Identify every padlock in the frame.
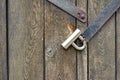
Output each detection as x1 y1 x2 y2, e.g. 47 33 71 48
61 29 86 50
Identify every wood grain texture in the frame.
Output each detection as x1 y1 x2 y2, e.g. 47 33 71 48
0 0 7 80
88 0 115 80
117 8 120 80
45 0 77 80
9 0 44 80
77 0 87 80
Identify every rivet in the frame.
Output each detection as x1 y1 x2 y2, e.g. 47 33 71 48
78 13 85 20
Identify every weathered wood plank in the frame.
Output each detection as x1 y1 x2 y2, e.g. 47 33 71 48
0 0 7 80
88 0 115 80
117 8 120 80
9 0 44 80
45 0 77 80
77 0 87 80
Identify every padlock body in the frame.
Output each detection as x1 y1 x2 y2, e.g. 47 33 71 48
61 29 81 49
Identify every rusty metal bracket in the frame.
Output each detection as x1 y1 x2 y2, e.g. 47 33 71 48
47 0 87 22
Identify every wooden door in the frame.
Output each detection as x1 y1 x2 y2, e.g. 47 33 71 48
0 0 120 80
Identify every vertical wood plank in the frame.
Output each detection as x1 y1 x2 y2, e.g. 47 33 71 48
0 0 7 80
117 8 120 80
9 0 44 80
45 0 76 80
88 0 115 80
77 0 87 80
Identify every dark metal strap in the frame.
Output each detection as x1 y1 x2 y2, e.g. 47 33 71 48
48 0 87 22
82 0 120 42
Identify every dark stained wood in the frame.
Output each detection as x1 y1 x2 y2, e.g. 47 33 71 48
0 0 7 80
117 8 120 80
88 0 115 80
77 0 87 80
9 0 44 80
45 0 77 80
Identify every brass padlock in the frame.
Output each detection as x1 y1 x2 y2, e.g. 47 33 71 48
61 29 86 50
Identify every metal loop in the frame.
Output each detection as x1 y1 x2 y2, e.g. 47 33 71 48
72 35 86 50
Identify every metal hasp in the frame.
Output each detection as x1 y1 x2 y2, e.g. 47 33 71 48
47 0 87 22
62 0 120 50
82 0 120 42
